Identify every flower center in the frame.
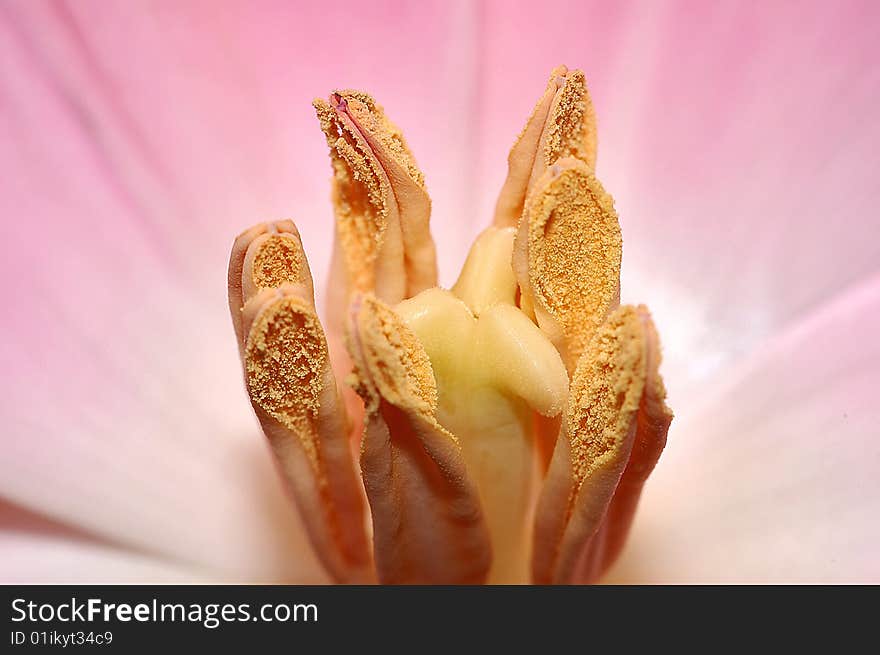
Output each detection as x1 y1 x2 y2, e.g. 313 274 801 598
396 227 568 583
230 65 674 585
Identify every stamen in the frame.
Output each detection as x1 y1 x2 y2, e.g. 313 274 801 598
334 91 427 191
592 306 672 575
249 235 304 291
349 294 438 418
494 65 597 227
314 89 438 442
314 90 436 313
315 96 394 296
228 221 315 355
245 294 327 471
348 294 491 584
536 68 597 179
567 306 646 497
229 224 373 584
532 305 669 584
515 157 622 371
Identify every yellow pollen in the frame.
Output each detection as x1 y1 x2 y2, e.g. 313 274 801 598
544 70 597 170
245 296 327 470
338 90 426 189
350 295 439 419
567 306 646 497
314 99 388 292
526 158 622 367
251 235 304 290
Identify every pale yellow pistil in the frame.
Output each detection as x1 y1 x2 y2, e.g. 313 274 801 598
396 227 568 583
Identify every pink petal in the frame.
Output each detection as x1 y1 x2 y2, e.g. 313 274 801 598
0 500 212 583
474 0 880 400
606 274 880 583
0 533 215 584
0 0 474 580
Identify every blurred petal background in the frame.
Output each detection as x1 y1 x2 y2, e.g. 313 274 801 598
1 0 877 583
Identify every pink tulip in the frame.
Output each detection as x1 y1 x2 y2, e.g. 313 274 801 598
1 0 877 583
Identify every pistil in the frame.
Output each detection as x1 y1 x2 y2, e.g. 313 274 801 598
396 227 568 583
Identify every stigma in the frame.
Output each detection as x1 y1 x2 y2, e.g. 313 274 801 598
397 227 568 583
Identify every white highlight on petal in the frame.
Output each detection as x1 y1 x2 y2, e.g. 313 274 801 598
607 274 880 583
